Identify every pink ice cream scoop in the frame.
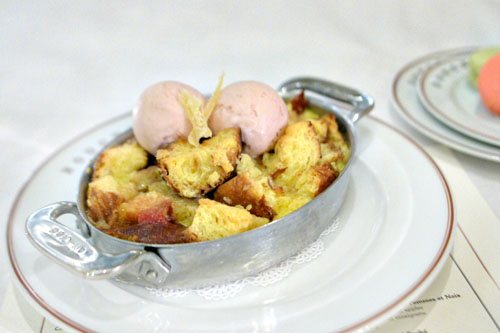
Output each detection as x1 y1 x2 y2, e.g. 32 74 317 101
132 81 206 154
208 81 288 156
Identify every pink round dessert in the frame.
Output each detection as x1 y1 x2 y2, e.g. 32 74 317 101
208 81 288 156
478 54 500 116
133 81 206 154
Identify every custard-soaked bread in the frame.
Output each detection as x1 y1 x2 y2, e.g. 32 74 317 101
89 165 198 232
156 128 242 198
320 113 345 146
129 165 163 191
129 166 198 227
266 120 338 215
107 222 188 244
316 114 350 172
215 122 339 220
185 199 269 242
93 140 148 182
263 121 321 189
87 175 137 223
269 164 336 219
261 119 339 218
88 144 199 228
87 141 148 223
287 97 325 125
215 154 277 219
106 195 188 244
288 112 348 173
290 162 337 197
214 172 276 219
86 95 351 244
114 192 175 225
151 183 198 227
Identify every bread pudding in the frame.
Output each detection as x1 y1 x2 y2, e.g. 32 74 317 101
156 128 242 198
86 83 350 244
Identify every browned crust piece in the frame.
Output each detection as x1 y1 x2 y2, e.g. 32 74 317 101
320 113 345 145
113 194 175 225
311 162 338 195
91 139 148 180
157 128 242 198
106 222 188 244
290 90 308 114
86 140 148 223
184 199 269 242
105 194 190 244
266 121 322 177
214 173 276 220
219 128 242 166
91 147 114 181
157 160 184 194
87 187 126 223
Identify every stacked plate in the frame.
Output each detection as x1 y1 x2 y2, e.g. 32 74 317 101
391 47 500 163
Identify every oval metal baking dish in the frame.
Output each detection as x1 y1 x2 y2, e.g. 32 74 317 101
25 77 374 288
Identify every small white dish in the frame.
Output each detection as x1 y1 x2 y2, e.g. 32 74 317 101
392 48 500 163
418 52 500 147
8 113 453 332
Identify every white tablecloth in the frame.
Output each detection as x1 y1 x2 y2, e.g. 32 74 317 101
1 1 499 331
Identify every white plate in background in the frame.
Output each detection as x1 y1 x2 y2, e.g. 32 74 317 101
418 52 500 147
392 48 500 163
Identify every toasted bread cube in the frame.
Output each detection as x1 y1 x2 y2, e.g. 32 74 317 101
269 164 336 219
130 166 199 227
215 153 277 219
272 193 311 219
263 121 321 188
214 173 276 219
287 97 321 124
86 175 137 223
106 222 188 244
320 142 344 164
93 140 148 182
148 179 198 228
218 134 336 220
296 163 337 196
318 114 350 171
309 118 329 142
87 141 148 223
236 153 266 177
157 128 242 198
129 166 163 191
258 119 341 219
311 163 338 194
320 113 345 146
114 191 175 225
185 199 269 242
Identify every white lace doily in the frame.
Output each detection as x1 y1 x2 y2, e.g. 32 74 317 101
147 217 340 301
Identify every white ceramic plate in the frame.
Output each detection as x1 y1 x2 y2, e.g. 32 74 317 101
391 48 500 163
8 114 453 332
418 52 500 146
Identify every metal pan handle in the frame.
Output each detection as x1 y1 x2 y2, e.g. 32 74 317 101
278 77 374 123
25 201 170 287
